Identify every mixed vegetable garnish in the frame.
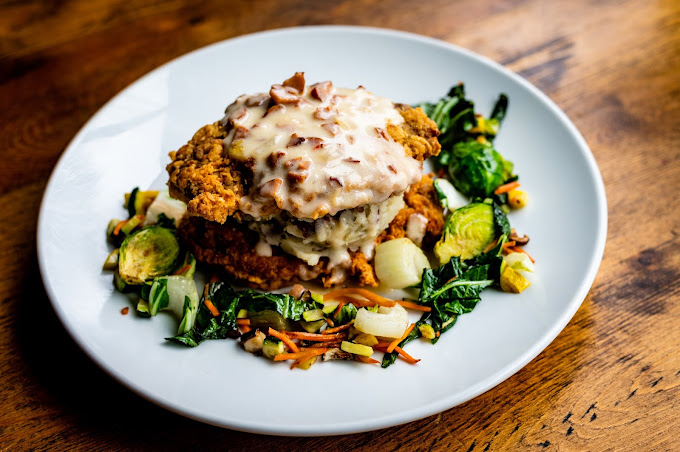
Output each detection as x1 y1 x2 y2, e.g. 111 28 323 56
103 83 534 370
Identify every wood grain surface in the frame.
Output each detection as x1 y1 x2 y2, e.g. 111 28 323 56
1 0 679 450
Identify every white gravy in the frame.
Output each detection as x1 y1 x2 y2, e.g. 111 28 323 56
220 76 422 220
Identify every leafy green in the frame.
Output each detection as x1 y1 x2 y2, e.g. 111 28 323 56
417 239 506 343
419 84 516 202
381 319 425 368
333 303 357 326
167 282 321 347
155 213 177 230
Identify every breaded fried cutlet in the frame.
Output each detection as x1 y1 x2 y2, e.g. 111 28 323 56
178 175 444 289
167 73 444 289
166 105 439 224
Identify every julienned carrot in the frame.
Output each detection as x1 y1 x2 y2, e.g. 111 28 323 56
494 180 520 195
307 341 342 348
204 298 220 317
268 327 299 353
501 241 517 251
394 346 420 364
333 301 346 318
321 321 353 334
483 237 500 253
173 264 192 275
323 288 396 308
236 318 250 326
113 219 128 236
373 342 392 350
324 317 335 327
273 348 328 361
333 295 374 308
387 323 415 353
284 331 348 342
397 301 432 312
355 355 380 364
509 246 535 263
290 349 328 369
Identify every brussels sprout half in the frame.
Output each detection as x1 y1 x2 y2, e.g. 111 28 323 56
118 226 180 285
434 202 495 264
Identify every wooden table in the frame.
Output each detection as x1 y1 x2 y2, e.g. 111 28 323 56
1 0 678 449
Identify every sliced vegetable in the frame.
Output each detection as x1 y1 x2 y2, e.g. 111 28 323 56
102 249 119 271
262 337 285 360
302 309 324 322
144 190 187 226
148 275 199 334
136 299 151 318
354 303 408 339
503 252 535 273
500 266 531 293
340 341 374 357
433 178 468 210
374 238 431 289
125 187 159 218
507 189 528 209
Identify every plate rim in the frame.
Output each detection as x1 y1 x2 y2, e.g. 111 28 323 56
37 25 608 436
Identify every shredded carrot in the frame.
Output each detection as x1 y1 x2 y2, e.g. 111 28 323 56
173 264 192 275
483 237 500 253
273 348 328 362
113 219 128 236
284 331 347 342
494 180 520 195
321 321 353 334
268 327 300 353
239 325 251 334
355 355 380 364
323 288 396 308
501 240 517 252
387 323 415 353
394 346 420 364
204 298 220 317
373 342 392 349
236 318 250 326
290 349 328 369
332 295 375 308
307 341 342 348
332 301 346 318
324 317 335 327
508 246 535 263
397 300 432 312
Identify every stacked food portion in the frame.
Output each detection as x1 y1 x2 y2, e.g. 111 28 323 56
166 72 444 289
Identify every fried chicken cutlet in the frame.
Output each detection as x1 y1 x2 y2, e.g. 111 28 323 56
167 72 443 289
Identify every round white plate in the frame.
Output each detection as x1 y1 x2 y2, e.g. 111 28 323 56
37 26 607 436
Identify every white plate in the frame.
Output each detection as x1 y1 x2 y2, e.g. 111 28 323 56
37 26 607 436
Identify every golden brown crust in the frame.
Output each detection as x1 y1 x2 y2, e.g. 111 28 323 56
178 175 444 290
377 173 445 245
166 106 440 224
389 105 441 161
166 123 244 224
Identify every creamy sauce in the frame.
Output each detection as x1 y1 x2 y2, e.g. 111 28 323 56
221 76 422 220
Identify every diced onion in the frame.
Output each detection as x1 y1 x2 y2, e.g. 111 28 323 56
374 238 431 289
354 303 408 338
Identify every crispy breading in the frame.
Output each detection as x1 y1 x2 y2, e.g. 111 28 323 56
389 105 441 161
166 105 440 223
177 175 445 290
166 123 244 224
